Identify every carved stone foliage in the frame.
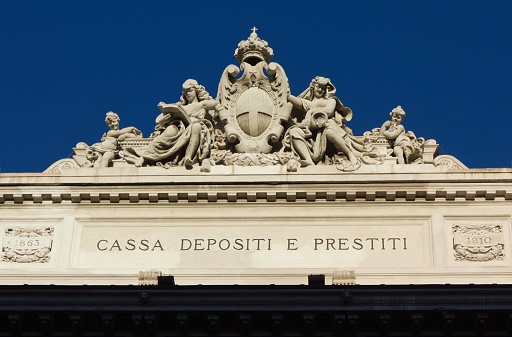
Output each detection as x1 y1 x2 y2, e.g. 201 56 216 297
452 224 504 262
211 150 295 167
1 227 54 263
49 29 466 173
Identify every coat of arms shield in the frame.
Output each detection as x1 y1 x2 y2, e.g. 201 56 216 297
217 31 292 154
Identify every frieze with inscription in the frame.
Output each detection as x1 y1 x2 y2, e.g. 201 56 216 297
71 221 428 271
94 237 409 252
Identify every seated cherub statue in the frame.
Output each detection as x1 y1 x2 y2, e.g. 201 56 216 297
87 111 142 167
379 106 416 164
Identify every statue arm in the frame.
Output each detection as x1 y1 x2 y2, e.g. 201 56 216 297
200 98 220 111
288 95 305 110
383 124 405 140
106 127 142 138
379 121 392 136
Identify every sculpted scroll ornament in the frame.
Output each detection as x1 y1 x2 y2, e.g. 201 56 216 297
43 158 80 173
452 224 504 262
1 227 54 263
434 155 468 169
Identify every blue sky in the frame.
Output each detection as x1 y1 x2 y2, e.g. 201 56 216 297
1 1 511 172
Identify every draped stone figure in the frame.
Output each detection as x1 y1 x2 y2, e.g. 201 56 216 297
283 76 360 170
123 79 217 168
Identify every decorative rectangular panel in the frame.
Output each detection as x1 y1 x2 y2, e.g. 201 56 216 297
1 227 54 263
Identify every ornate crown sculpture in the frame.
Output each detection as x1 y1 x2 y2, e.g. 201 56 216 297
234 27 274 64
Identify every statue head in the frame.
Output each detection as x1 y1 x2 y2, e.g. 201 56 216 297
180 79 211 104
307 76 336 99
105 111 120 130
390 106 406 124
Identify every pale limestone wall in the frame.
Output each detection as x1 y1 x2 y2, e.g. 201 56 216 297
0 165 510 286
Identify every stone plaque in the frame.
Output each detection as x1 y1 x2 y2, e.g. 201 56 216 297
1 227 54 263
452 224 504 262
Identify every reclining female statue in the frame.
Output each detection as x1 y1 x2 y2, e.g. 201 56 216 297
283 76 359 170
123 79 218 168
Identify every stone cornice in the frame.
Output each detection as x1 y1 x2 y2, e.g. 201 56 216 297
3 166 512 185
0 168 511 204
0 189 510 205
